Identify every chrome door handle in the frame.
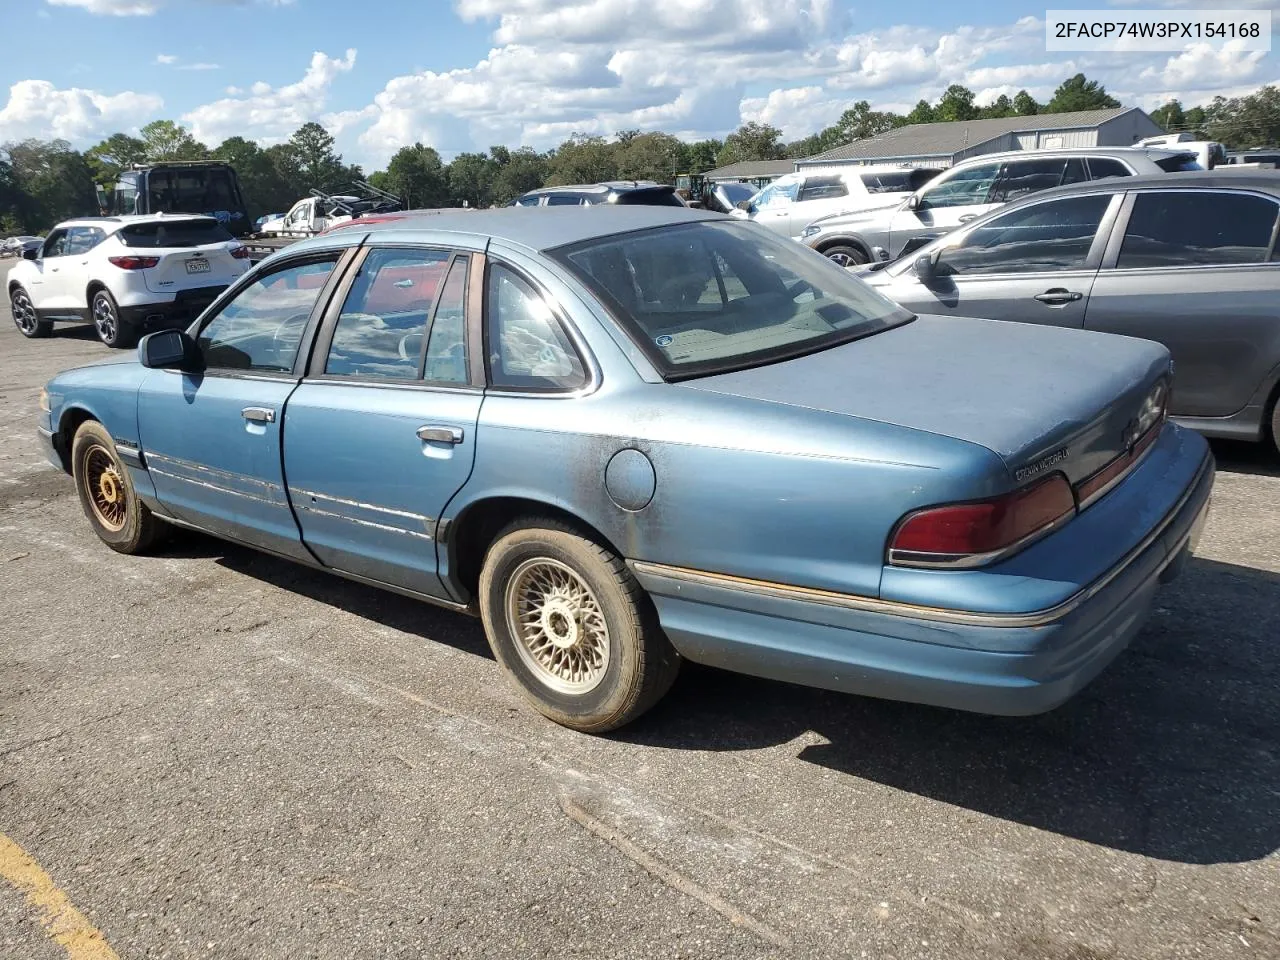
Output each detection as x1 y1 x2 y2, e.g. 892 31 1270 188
417 425 463 444
1034 289 1083 305
957 214 978 223
242 406 276 423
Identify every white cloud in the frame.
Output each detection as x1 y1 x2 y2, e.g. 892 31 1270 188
739 85 843 139
0 79 163 143
180 63 221 71
1140 42 1268 89
183 49 357 146
154 53 177 65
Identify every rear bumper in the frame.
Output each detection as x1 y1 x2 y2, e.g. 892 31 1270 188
118 285 228 330
631 440 1214 717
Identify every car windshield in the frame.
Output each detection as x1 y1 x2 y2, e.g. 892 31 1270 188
551 221 914 380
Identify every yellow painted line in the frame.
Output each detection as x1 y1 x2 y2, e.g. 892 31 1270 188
0 832 120 960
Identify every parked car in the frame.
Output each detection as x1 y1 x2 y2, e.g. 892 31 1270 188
2 236 44 257
862 170 1280 452
800 147 1203 267
513 182 686 207
8 214 252 348
732 166 943 239
699 181 756 214
36 206 1213 733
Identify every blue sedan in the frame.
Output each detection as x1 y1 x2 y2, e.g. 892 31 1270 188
35 206 1214 732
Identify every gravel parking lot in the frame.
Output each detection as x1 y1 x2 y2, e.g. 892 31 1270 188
1 272 1277 960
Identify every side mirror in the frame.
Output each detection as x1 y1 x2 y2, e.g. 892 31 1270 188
905 194 922 211
913 252 938 282
898 235 933 259
736 199 752 211
138 330 202 371
23 247 39 260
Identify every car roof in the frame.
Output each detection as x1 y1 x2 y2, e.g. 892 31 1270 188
951 145 1194 167
52 212 219 230
527 181 670 194
1003 169 1280 206
291 205 727 255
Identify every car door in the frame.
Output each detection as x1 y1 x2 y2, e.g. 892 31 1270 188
885 160 1004 257
748 175 801 236
282 245 483 599
62 226 106 316
790 175 853 236
1084 187 1280 419
136 249 354 559
878 192 1120 327
27 229 73 312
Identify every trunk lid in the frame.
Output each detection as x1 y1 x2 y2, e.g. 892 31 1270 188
116 218 245 294
678 313 1171 486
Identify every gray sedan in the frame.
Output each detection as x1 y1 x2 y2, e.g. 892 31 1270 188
863 170 1280 451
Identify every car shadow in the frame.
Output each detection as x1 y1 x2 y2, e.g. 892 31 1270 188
159 531 493 661
1209 437 1280 478
621 556 1280 866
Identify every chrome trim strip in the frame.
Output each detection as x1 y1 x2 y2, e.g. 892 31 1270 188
36 426 54 440
113 441 144 466
289 487 434 526
630 452 1211 630
145 452 281 498
1076 424 1161 511
148 467 282 504
294 502 434 540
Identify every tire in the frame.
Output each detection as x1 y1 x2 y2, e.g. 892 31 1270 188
822 244 869 268
10 286 52 339
71 420 168 554
91 288 135 349
478 518 680 732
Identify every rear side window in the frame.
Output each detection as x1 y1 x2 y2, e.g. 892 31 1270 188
860 171 921 194
486 265 587 391
1086 158 1132 180
920 162 1001 209
1154 153 1202 172
1117 192 1280 268
798 176 849 202
989 158 1088 203
939 195 1113 277
118 219 234 248
546 194 584 206
613 188 686 207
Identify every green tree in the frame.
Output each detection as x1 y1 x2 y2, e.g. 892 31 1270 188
448 151 497 207
213 135 294 219
904 99 936 125
1013 90 1040 116
283 122 348 191
85 133 146 184
491 146 548 203
615 132 686 182
1045 74 1120 113
381 142 447 208
935 84 978 122
545 134 618 185
140 120 206 161
4 138 97 228
1149 99 1185 132
715 122 784 166
1202 85 1280 147
684 139 722 174
979 94 1014 119
833 101 904 141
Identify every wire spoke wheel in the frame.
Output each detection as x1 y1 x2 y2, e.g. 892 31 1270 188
93 295 117 343
83 443 128 532
505 557 610 695
11 290 38 334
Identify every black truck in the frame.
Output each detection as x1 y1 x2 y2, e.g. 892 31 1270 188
96 161 252 237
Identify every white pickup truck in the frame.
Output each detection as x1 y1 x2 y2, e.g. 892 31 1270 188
256 195 360 238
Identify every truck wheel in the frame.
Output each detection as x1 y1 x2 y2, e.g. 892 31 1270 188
11 286 52 338
91 289 137 348
822 245 868 268
478 518 680 732
71 420 168 554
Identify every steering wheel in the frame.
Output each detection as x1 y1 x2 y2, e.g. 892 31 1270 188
786 277 817 300
398 332 424 361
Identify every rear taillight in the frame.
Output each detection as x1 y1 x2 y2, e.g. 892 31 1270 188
230 245 250 259
108 256 160 270
888 473 1076 568
1075 378 1168 507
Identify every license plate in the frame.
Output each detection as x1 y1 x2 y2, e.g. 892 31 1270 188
185 259 211 274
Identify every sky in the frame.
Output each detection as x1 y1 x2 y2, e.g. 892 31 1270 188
0 0 1276 171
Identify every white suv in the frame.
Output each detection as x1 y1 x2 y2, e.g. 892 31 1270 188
733 165 943 239
8 214 251 348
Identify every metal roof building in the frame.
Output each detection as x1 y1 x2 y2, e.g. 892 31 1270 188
700 159 797 185
795 107 1164 171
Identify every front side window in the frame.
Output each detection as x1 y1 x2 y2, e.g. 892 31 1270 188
546 194 583 206
43 230 69 258
325 249 452 380
197 258 338 372
989 158 1088 203
1086 158 1132 180
798 176 849 202
66 227 105 255
554 220 913 379
516 195 541 207
486 265 587 391
936 195 1114 277
919 162 1002 209
1117 191 1280 268
860 171 922 194
753 176 800 208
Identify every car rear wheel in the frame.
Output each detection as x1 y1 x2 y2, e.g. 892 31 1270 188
71 420 168 554
822 244 869 268
91 289 135 349
10 286 52 338
478 519 680 732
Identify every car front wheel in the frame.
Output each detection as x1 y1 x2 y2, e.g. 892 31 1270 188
91 289 135 349
71 420 167 554
10 286 52 338
478 519 680 732
822 244 869 268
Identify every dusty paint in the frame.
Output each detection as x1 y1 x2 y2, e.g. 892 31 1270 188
0 832 121 960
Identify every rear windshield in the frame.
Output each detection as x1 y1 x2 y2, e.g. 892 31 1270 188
613 188 686 207
117 219 234 248
144 168 243 214
1155 153 1203 172
859 170 939 193
551 220 913 379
